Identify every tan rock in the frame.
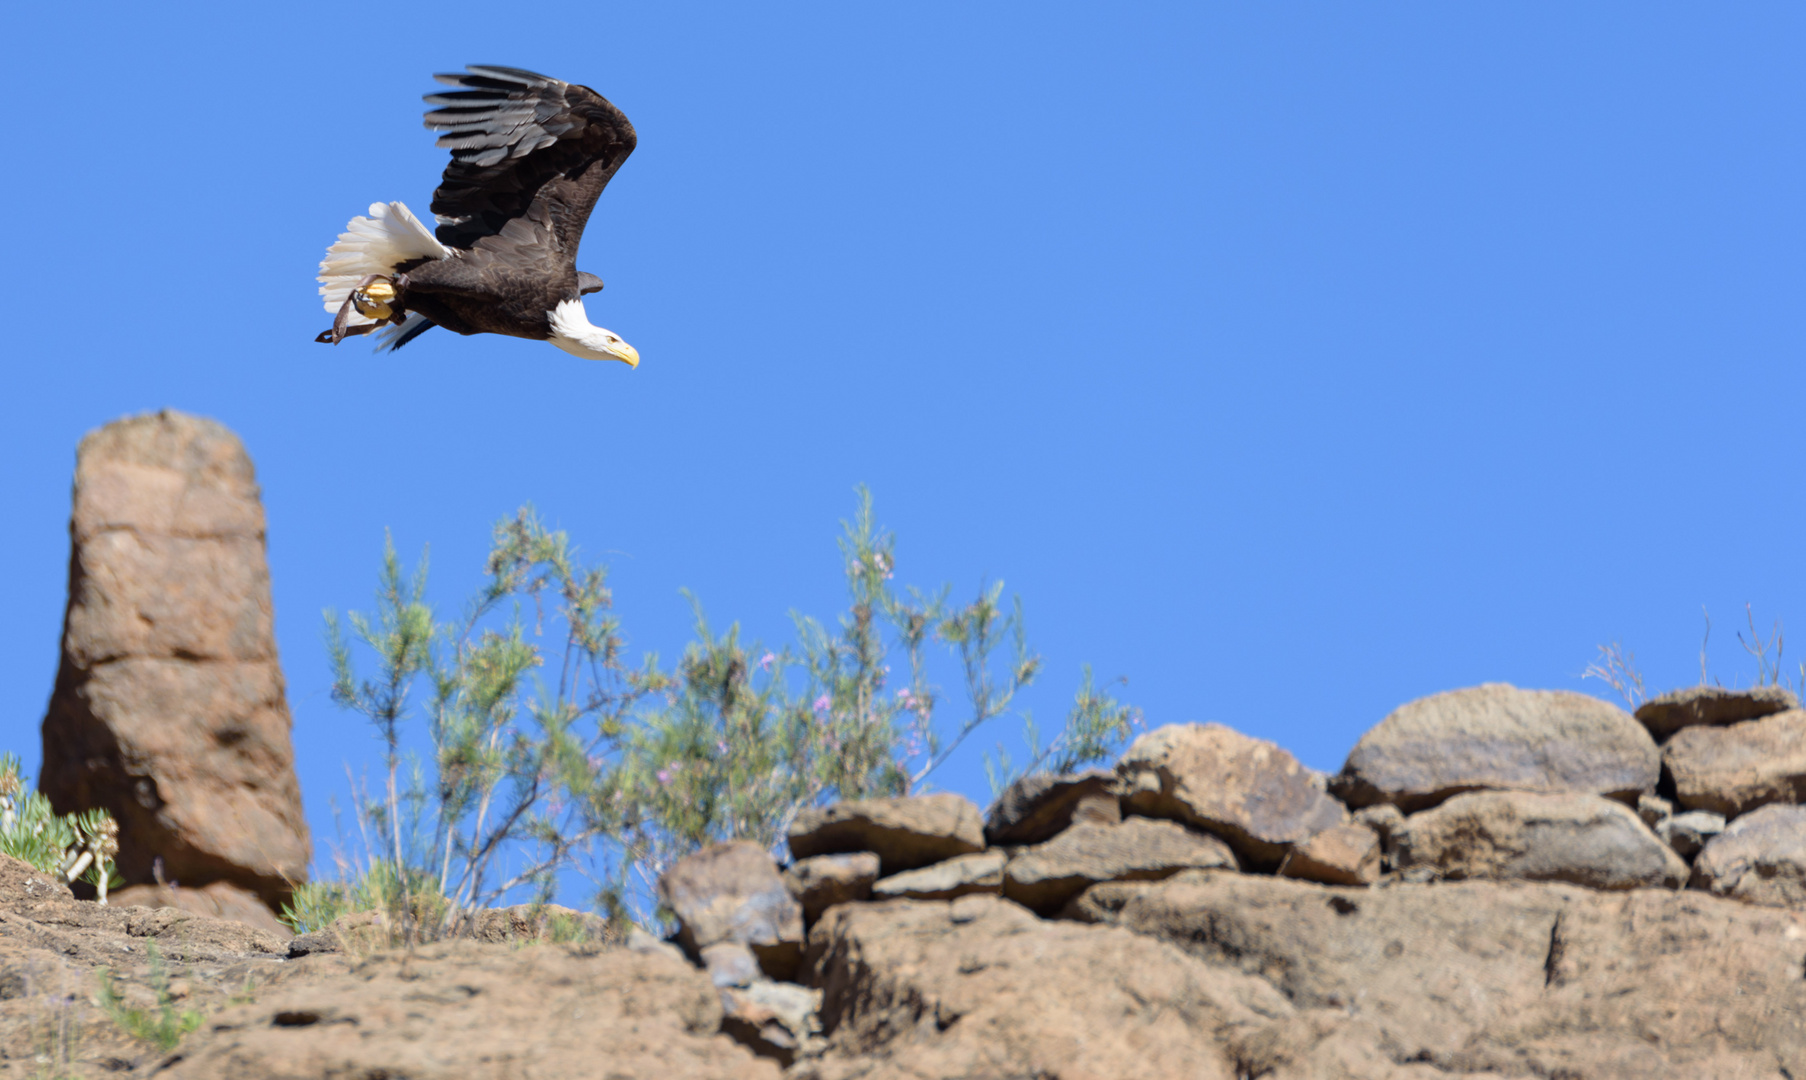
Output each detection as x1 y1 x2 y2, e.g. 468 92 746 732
39 411 309 910
1635 684 1798 740
871 850 1004 901
1692 802 1806 908
787 793 984 875
163 940 782 1080
1070 869 1806 1077
1664 708 1806 817
1004 815 1237 914
798 893 1294 1080
1280 821 1381 886
982 769 1121 845
1116 723 1345 866
1396 790 1687 889
111 881 291 938
783 852 879 925
719 978 823 1066
659 841 804 980
1331 683 1659 813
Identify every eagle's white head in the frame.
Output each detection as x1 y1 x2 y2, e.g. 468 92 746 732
548 299 640 366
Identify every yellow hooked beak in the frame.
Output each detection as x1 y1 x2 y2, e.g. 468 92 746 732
609 339 641 368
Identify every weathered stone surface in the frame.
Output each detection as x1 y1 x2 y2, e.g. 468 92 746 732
1635 684 1798 739
719 978 824 1066
1636 792 1673 827
1665 708 1806 817
1396 790 1688 889
164 941 782 1080
787 793 984 875
1280 821 1382 886
39 411 309 911
783 852 879 925
111 880 291 937
1332 683 1660 812
982 769 1120 846
1003 815 1237 914
701 941 763 987
1692 802 1806 908
798 893 1294 1080
1070 869 1806 1078
1116 723 1345 866
871 850 1004 902
659 840 804 980
1657 809 1725 859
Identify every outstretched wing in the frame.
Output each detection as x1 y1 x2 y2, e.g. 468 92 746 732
423 65 635 272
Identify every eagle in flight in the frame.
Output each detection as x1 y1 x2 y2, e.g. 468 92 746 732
315 65 640 366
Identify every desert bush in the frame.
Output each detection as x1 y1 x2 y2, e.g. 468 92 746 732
96 941 202 1052
0 754 122 901
302 489 1137 933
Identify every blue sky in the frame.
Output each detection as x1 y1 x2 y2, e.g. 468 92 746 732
5 5 1805 885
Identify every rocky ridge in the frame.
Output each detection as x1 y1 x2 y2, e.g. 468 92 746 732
10 680 1806 1077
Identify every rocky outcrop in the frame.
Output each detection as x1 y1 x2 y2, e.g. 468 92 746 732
659 841 804 980
164 940 781 1080
1395 790 1688 889
1004 815 1236 914
1116 723 1344 866
1634 683 1797 739
1664 708 1806 817
38 411 309 914
1070 869 1806 1077
798 894 1289 1080
982 769 1120 845
1691 802 1806 908
787 793 984 874
1656 809 1725 858
1332 683 1660 812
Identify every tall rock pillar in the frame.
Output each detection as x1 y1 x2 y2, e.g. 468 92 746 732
39 410 310 911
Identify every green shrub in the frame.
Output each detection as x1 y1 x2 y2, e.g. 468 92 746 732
96 941 202 1052
306 489 1137 933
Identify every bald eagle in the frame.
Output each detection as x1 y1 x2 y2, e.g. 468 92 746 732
315 65 640 366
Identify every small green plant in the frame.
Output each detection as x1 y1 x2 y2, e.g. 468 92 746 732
96 942 202 1052
1 754 122 902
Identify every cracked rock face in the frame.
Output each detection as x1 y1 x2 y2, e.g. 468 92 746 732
1664 708 1806 818
38 410 309 913
1068 869 1806 1078
1692 802 1806 908
1394 790 1689 890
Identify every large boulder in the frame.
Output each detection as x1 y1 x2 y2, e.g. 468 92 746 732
1395 790 1687 889
797 893 1294 1080
1115 723 1344 867
1691 802 1806 908
163 940 781 1080
1664 708 1806 817
787 794 984 875
1635 684 1797 740
38 411 309 911
659 841 804 980
1003 815 1237 914
982 769 1120 846
1069 869 1806 1078
1331 683 1659 812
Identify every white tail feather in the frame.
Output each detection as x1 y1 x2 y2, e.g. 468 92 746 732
317 201 453 320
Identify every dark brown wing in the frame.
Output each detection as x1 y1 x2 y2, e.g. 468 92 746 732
423 66 636 268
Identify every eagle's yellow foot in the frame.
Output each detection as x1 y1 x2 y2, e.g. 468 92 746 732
352 279 398 321
316 274 405 345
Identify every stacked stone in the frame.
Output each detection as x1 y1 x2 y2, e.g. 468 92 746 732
1634 685 1806 908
